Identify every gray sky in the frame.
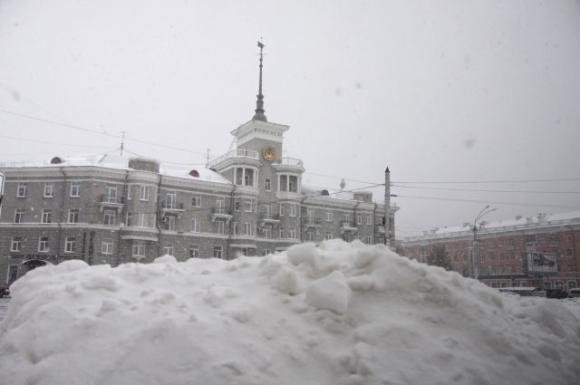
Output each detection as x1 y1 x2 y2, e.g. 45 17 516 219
1 0 579 237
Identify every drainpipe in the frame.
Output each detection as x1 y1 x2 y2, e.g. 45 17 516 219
155 174 163 259
353 201 361 242
115 170 129 266
57 166 67 263
372 202 378 244
299 195 309 242
226 184 236 260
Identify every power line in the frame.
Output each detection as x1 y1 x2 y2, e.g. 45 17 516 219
395 194 580 210
392 178 580 184
0 106 208 157
0 133 113 149
392 184 580 195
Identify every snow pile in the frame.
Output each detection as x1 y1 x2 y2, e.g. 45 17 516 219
1 240 579 385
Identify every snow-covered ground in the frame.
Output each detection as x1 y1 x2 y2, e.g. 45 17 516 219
1 240 579 385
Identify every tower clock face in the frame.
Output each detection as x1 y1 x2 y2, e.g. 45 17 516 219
262 146 275 160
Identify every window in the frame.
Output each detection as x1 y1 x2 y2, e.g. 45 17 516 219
289 176 298 193
243 223 253 236
263 204 271 218
103 210 116 225
70 183 80 197
216 221 225 234
38 237 49 252
140 185 150 201
279 229 285 239
263 249 272 256
326 232 333 240
289 229 297 239
244 199 254 213
127 185 132 200
65 237 76 253
244 168 254 186
105 185 118 202
327 212 333 222
233 222 239 235
265 178 271 191
43 183 54 198
235 167 255 187
10 237 22 252
166 192 177 208
101 240 113 255
213 246 223 259
307 231 315 241
216 199 225 214
14 209 24 223
234 200 241 212
366 215 372 225
357 215 362 225
166 216 176 231
190 246 199 258
262 227 272 238
191 217 199 233
343 214 351 223
68 209 79 223
16 183 27 198
290 204 297 217
279 175 288 192
279 204 285 217
192 195 202 207
163 246 174 255
41 210 52 224
132 243 146 258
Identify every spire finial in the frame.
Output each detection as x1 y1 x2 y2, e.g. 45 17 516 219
253 39 267 121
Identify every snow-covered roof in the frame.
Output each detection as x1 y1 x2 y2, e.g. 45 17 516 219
405 210 580 241
0 151 231 185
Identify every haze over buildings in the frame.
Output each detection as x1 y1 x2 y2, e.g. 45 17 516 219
0 0 579 236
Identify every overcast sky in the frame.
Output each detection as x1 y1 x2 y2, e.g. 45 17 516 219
1 0 579 237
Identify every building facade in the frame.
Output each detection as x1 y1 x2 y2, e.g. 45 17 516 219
401 212 580 290
0 45 396 285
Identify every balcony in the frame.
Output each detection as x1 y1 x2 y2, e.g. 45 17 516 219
340 221 358 232
260 213 281 225
161 201 185 214
98 194 125 211
207 148 261 169
272 157 305 173
212 207 232 222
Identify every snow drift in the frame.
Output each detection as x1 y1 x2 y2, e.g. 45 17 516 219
1 240 579 385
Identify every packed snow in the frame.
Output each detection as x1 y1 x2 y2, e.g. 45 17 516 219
1 240 579 385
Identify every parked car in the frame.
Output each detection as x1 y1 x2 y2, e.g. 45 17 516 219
546 288 568 299
0 287 9 298
568 288 580 298
498 287 545 297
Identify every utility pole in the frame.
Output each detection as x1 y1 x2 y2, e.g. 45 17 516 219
472 205 497 279
384 166 390 247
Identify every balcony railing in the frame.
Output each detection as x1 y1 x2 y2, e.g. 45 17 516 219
99 194 124 204
340 221 358 232
207 148 260 168
211 207 232 221
161 201 185 212
273 157 303 167
260 213 281 223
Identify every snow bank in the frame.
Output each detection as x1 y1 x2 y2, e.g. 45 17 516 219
1 240 579 385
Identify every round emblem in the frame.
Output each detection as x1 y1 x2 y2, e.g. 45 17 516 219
262 147 275 160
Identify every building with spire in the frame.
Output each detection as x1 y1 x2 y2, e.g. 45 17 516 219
0 43 397 284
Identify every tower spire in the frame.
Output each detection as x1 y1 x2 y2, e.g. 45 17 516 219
253 39 267 121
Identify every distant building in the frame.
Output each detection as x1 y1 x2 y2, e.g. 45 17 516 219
0 44 396 285
401 212 580 290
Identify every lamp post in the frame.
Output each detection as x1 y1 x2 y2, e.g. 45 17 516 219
472 205 497 280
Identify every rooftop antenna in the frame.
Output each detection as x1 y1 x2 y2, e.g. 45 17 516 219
120 131 125 157
253 38 267 121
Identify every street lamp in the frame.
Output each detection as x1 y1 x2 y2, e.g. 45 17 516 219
472 205 497 280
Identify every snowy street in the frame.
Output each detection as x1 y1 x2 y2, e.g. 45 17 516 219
0 298 8 322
